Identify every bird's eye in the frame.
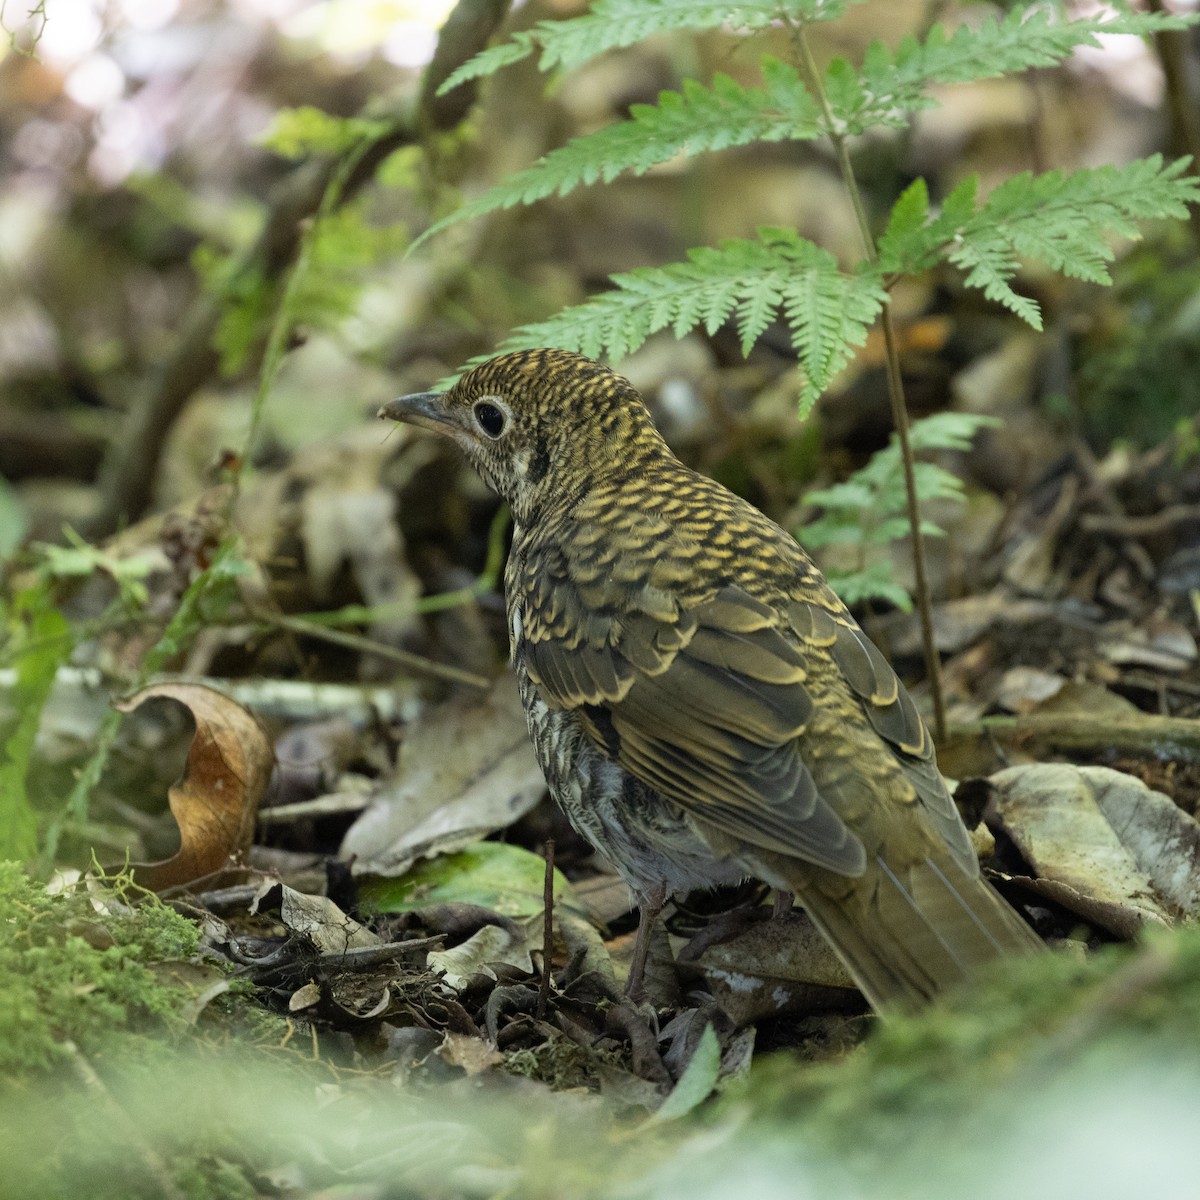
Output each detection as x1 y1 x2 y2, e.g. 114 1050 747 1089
473 401 507 439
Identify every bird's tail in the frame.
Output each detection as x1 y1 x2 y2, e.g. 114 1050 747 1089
783 851 1043 1012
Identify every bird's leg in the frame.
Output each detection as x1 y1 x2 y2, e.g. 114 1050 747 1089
773 889 794 917
625 883 667 1002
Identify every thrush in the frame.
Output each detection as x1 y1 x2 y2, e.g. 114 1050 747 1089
381 348 1043 1011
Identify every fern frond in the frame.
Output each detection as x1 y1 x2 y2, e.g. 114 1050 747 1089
440 0 857 94
800 412 1000 608
416 60 819 249
455 229 884 407
830 7 1199 135
823 562 915 612
878 157 1200 327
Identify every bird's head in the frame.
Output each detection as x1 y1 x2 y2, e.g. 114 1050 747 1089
379 348 668 523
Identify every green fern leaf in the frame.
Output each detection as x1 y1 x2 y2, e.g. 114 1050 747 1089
800 411 1000 608
736 278 783 355
416 59 820 249
436 35 539 94
877 178 933 273
949 232 1042 326
835 7 1200 135
824 562 914 612
782 259 885 415
451 229 883 403
439 0 859 95
907 411 1003 454
879 158 1199 325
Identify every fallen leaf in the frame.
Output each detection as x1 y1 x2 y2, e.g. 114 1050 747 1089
992 764 1200 936
651 1023 721 1122
439 1032 504 1075
289 981 322 1012
277 885 382 954
117 682 273 891
341 681 545 876
689 910 857 1025
427 923 533 991
361 841 583 922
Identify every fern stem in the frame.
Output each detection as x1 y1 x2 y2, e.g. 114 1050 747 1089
790 18 948 742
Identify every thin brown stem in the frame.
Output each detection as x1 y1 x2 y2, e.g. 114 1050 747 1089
1148 0 1200 243
791 19 948 740
537 838 555 1019
878 306 947 740
262 611 490 689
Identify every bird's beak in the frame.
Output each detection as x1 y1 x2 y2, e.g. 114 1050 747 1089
378 391 455 435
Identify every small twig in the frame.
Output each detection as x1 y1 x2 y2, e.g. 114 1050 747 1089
537 837 555 1020
255 792 372 825
262 611 490 689
1079 503 1200 539
319 936 444 971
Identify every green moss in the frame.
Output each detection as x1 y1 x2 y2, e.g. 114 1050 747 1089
504 1031 630 1091
0 861 202 1074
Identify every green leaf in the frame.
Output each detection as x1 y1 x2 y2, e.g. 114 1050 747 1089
878 178 934 274
463 229 885 407
360 841 581 921
653 1023 722 1121
907 411 1003 453
438 0 857 94
415 59 820 249
880 159 1200 326
375 145 423 190
258 106 390 159
0 598 71 860
800 412 1000 608
824 561 914 612
0 479 28 561
833 8 1200 135
32 530 159 609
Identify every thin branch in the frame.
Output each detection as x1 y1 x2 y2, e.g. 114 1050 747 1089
790 18 948 741
261 610 491 690
1148 0 1200 242
537 837 555 1020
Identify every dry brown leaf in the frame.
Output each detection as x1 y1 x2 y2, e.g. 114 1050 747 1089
289 981 322 1012
427 923 533 990
277 884 381 954
341 680 544 876
992 764 1200 936
689 910 856 1026
438 1032 504 1076
117 681 273 891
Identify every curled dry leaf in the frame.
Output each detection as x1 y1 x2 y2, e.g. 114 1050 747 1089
117 682 273 891
427 923 533 991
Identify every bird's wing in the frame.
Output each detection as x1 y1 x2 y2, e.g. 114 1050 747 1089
516 507 979 879
820 611 978 873
516 533 867 875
